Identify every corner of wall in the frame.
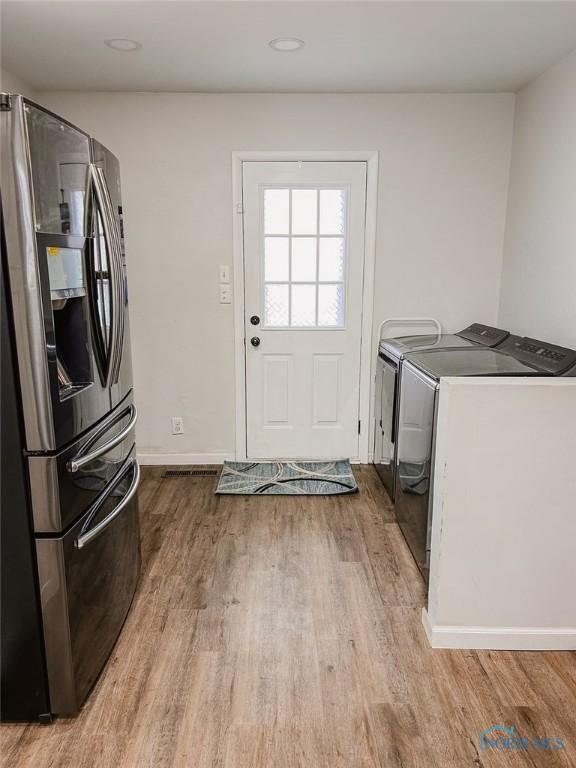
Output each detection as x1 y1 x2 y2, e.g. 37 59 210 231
496 46 576 342
496 91 517 328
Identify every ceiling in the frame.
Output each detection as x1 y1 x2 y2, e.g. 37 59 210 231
2 1 576 94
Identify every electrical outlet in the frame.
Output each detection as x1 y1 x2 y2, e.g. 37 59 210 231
219 265 231 283
219 284 232 304
171 416 184 435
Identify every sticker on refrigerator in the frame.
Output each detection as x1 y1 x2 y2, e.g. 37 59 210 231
46 247 86 300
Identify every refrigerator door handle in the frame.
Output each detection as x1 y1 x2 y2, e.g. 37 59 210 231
90 164 119 387
75 459 140 549
86 167 110 384
111 199 125 385
95 165 125 385
67 404 137 473
84 163 94 236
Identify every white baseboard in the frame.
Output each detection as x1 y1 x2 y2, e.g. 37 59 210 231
137 452 234 466
138 453 370 466
422 609 576 651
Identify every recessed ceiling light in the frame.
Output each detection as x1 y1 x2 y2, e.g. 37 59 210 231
269 37 305 53
104 38 142 52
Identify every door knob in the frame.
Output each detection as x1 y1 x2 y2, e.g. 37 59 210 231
250 336 261 348
250 315 260 326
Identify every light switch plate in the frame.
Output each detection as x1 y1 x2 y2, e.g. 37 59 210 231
219 284 232 304
219 265 231 283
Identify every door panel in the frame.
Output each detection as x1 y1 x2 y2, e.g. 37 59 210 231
24 103 113 446
313 354 342 425
2 98 113 451
243 161 366 460
92 140 133 407
263 355 292 425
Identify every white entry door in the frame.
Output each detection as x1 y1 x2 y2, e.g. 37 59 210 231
242 161 367 459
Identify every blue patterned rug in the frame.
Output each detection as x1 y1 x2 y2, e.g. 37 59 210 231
215 460 358 495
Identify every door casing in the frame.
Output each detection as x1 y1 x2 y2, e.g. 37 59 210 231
232 151 379 463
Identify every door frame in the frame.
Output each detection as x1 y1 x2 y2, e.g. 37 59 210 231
232 150 379 463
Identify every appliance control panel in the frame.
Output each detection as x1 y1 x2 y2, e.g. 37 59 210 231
456 323 509 347
501 336 576 374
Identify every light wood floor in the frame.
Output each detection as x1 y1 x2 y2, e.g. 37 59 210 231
2 466 575 767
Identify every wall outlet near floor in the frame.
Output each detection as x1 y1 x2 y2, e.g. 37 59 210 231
171 416 184 435
219 284 232 304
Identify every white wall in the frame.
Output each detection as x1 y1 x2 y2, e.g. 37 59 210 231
499 48 576 348
38 92 515 461
425 377 576 650
0 67 37 100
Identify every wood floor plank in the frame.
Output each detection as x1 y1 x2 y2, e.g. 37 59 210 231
2 465 575 768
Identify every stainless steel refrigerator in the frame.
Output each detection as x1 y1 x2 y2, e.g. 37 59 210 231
1 94 141 719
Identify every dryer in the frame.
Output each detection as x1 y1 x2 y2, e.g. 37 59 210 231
374 323 509 499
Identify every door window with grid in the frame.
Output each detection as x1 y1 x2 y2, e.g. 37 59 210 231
262 188 347 328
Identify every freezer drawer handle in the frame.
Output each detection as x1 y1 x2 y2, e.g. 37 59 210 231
75 460 141 549
67 405 138 473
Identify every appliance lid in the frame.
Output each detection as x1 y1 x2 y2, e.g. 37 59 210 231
455 323 509 347
403 348 545 380
379 333 478 360
497 335 576 375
